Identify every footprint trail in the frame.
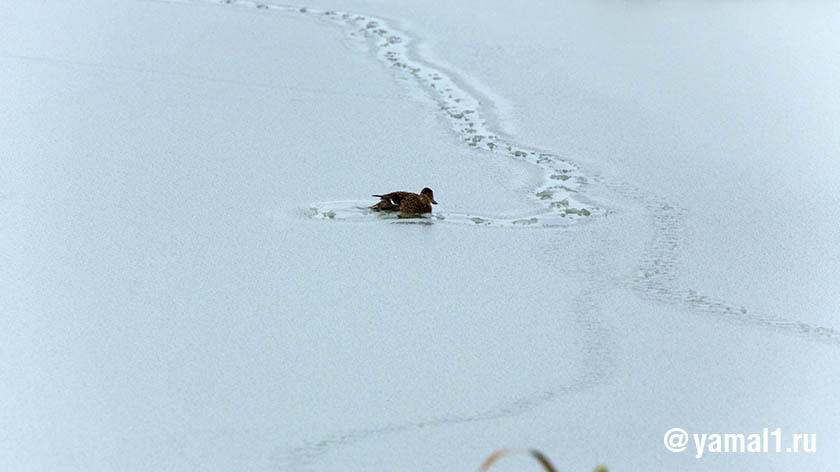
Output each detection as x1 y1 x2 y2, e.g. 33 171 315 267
147 1 840 470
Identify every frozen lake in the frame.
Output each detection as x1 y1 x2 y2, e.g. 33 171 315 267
1 0 838 471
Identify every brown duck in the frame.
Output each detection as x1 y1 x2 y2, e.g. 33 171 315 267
370 187 438 214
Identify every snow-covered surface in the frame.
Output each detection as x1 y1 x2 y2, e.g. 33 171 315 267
1 0 838 471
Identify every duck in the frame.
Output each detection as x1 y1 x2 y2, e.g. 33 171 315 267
370 187 438 214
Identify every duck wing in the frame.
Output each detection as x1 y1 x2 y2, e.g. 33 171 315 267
370 191 411 211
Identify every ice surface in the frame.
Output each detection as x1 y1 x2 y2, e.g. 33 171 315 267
1 0 838 471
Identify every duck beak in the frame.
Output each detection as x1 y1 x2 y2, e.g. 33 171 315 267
431 199 438 205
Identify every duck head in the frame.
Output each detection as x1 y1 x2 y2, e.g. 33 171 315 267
420 187 438 205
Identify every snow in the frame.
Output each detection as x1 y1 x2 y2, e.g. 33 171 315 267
1 0 838 471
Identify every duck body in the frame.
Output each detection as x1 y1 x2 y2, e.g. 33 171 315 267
370 187 438 214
